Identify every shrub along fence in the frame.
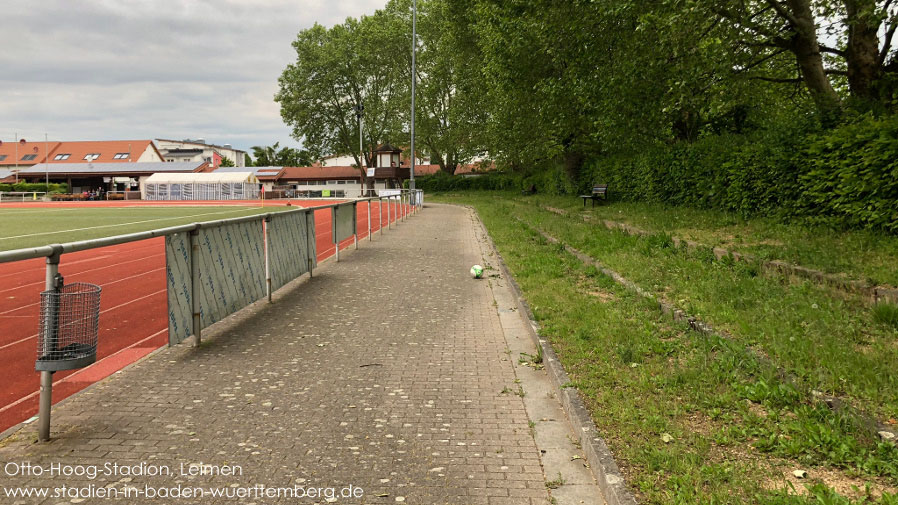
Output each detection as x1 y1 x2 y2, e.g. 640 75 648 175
0 182 68 193
579 113 898 233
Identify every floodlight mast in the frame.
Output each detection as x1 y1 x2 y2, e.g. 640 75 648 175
409 0 416 202
356 104 366 196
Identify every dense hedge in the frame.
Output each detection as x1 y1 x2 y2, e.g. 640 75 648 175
412 171 521 192
799 115 898 232
579 113 898 233
0 182 69 193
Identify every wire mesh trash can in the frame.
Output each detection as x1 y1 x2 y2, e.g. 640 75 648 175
36 282 101 372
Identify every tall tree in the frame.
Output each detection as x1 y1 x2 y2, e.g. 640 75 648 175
714 0 898 114
250 142 313 166
276 13 408 191
387 0 487 175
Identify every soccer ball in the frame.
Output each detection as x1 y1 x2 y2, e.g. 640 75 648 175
470 265 484 279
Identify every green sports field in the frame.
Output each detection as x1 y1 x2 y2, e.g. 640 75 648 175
0 205 294 252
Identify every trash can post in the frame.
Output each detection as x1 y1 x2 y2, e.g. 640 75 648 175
38 251 61 442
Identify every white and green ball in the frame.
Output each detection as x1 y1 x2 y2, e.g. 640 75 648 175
470 265 484 279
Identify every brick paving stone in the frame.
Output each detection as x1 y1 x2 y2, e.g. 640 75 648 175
0 204 559 504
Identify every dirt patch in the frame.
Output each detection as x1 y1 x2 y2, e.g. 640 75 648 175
587 290 615 303
720 238 786 249
765 464 898 500
543 206 567 216
681 410 715 437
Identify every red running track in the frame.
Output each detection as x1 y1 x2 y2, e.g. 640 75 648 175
0 198 412 433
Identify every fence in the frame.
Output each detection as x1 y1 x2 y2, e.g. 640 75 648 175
0 191 48 202
0 189 423 440
105 190 142 200
144 182 261 201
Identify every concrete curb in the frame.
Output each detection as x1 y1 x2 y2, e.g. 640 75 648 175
470 207 639 505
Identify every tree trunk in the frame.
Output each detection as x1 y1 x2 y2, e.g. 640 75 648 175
844 0 882 101
562 149 584 182
672 108 701 142
786 0 842 118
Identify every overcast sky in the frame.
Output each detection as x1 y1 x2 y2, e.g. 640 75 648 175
0 0 385 155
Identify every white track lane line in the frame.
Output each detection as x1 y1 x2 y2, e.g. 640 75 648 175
0 266 164 315
0 328 167 414
0 208 261 242
0 250 163 296
0 240 159 281
0 288 166 351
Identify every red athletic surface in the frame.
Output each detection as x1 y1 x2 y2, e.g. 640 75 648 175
0 198 410 432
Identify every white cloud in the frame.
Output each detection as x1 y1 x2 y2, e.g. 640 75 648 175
0 0 386 153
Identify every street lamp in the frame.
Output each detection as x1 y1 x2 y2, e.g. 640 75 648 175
355 104 367 196
409 0 417 204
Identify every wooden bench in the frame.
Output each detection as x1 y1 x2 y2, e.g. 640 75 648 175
579 185 608 207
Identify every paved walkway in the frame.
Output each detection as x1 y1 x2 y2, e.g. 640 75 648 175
0 204 601 505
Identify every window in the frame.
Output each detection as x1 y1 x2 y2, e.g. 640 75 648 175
54 153 71 160
21 154 37 161
113 153 129 159
83 153 100 161
0 155 6 161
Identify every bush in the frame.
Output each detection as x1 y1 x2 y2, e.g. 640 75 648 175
579 112 898 233
798 114 898 232
580 127 806 217
0 182 68 193
414 171 521 192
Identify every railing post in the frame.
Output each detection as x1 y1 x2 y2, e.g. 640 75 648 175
306 210 314 278
264 216 272 303
190 229 202 347
332 206 339 262
37 251 61 442
379 198 383 235
367 200 372 241
353 202 359 250
387 196 391 229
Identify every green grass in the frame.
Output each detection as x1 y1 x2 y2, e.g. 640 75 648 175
0 205 295 251
433 193 898 504
519 194 898 287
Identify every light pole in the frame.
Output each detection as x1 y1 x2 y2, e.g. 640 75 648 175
355 104 365 196
45 133 50 188
409 0 416 203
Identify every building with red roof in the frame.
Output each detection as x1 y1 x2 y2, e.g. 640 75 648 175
0 139 163 169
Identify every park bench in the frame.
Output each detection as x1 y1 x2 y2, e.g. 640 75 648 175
579 184 608 207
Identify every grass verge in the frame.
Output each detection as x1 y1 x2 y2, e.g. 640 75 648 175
520 194 898 287
435 193 898 504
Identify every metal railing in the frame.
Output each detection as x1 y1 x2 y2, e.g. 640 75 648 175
0 191 48 202
0 189 423 441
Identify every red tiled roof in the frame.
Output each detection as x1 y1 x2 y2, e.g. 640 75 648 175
0 140 162 166
278 166 363 180
0 141 61 166
45 140 162 163
276 162 493 182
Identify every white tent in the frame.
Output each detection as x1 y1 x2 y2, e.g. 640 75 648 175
144 172 260 201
